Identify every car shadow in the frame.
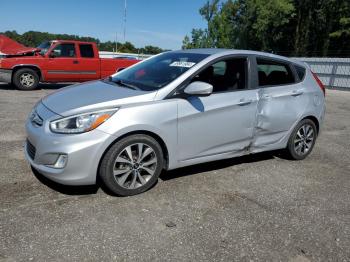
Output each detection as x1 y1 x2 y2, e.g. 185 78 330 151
0 83 13 90
160 150 286 181
31 150 287 196
38 83 74 90
31 166 99 195
0 83 73 91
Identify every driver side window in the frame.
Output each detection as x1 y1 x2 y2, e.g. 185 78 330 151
193 58 248 93
51 43 76 58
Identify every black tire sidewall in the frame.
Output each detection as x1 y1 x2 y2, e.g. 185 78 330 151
99 135 164 196
287 119 317 160
13 68 39 91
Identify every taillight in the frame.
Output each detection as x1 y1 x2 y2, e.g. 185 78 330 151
311 71 325 96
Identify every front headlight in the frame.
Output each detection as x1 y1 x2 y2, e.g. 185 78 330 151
50 109 118 134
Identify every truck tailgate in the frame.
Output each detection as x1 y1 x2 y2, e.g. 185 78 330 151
100 58 139 78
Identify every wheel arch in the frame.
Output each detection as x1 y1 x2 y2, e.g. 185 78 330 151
98 130 170 175
12 65 43 82
301 115 320 134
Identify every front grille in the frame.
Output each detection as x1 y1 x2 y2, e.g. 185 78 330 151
26 140 36 160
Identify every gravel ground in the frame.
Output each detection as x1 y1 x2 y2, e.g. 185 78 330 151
0 83 349 262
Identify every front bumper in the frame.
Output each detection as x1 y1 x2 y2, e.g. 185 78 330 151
0 68 12 83
24 103 116 185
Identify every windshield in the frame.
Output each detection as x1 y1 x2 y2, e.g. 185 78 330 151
37 41 53 55
110 52 209 91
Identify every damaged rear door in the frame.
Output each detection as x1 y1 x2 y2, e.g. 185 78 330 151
252 57 308 150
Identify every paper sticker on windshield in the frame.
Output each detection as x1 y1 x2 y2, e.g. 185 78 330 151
170 61 196 68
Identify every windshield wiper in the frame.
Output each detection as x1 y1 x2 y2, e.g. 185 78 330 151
109 77 139 90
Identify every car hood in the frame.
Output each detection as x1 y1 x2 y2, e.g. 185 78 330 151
42 80 157 117
0 35 39 55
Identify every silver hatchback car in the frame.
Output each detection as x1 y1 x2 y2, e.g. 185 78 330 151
25 49 326 196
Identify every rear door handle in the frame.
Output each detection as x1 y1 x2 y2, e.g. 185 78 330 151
291 90 304 96
73 60 79 64
238 99 252 106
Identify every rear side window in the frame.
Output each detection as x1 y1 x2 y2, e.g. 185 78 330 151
294 65 306 81
79 44 95 58
257 59 295 86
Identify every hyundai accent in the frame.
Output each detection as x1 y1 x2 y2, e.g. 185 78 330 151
25 49 326 196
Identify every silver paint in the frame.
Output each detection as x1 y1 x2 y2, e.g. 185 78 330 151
24 49 325 185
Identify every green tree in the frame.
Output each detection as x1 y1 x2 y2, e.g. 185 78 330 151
183 0 350 57
183 0 296 53
118 41 137 53
0 31 165 54
328 1 350 56
249 0 295 52
139 45 163 54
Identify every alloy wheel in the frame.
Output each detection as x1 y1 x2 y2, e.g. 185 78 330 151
293 123 315 156
113 143 158 189
19 73 35 87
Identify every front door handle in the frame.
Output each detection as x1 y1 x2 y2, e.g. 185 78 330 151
73 60 79 64
291 90 304 96
238 99 252 106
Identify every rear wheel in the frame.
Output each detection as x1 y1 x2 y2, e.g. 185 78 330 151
286 119 317 160
99 134 164 196
13 68 39 90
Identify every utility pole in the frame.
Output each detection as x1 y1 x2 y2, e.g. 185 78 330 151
123 0 127 42
115 32 118 54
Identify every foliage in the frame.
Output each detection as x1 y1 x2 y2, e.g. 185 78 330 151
183 0 350 57
0 31 165 54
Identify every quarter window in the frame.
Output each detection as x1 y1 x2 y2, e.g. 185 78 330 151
51 43 76 58
294 65 306 81
79 44 95 58
257 59 295 86
193 58 248 92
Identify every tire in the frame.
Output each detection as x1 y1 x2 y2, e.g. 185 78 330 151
13 68 39 90
99 134 164 196
286 119 317 160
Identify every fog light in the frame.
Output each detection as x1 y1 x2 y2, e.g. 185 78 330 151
47 154 68 169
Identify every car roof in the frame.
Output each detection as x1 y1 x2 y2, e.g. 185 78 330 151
51 40 96 45
172 48 305 66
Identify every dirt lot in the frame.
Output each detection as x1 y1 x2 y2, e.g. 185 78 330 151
0 83 349 262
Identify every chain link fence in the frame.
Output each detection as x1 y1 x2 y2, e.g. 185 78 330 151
99 51 152 60
294 57 350 90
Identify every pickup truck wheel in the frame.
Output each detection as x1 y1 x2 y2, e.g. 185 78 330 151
13 68 39 91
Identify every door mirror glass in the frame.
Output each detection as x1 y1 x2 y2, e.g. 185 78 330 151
184 81 213 96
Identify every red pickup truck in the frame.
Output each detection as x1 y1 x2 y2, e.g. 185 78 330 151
0 35 139 90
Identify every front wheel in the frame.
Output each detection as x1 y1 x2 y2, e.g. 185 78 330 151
286 119 317 160
13 68 39 90
99 134 164 196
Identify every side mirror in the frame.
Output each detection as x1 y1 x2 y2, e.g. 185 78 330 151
184 81 213 97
